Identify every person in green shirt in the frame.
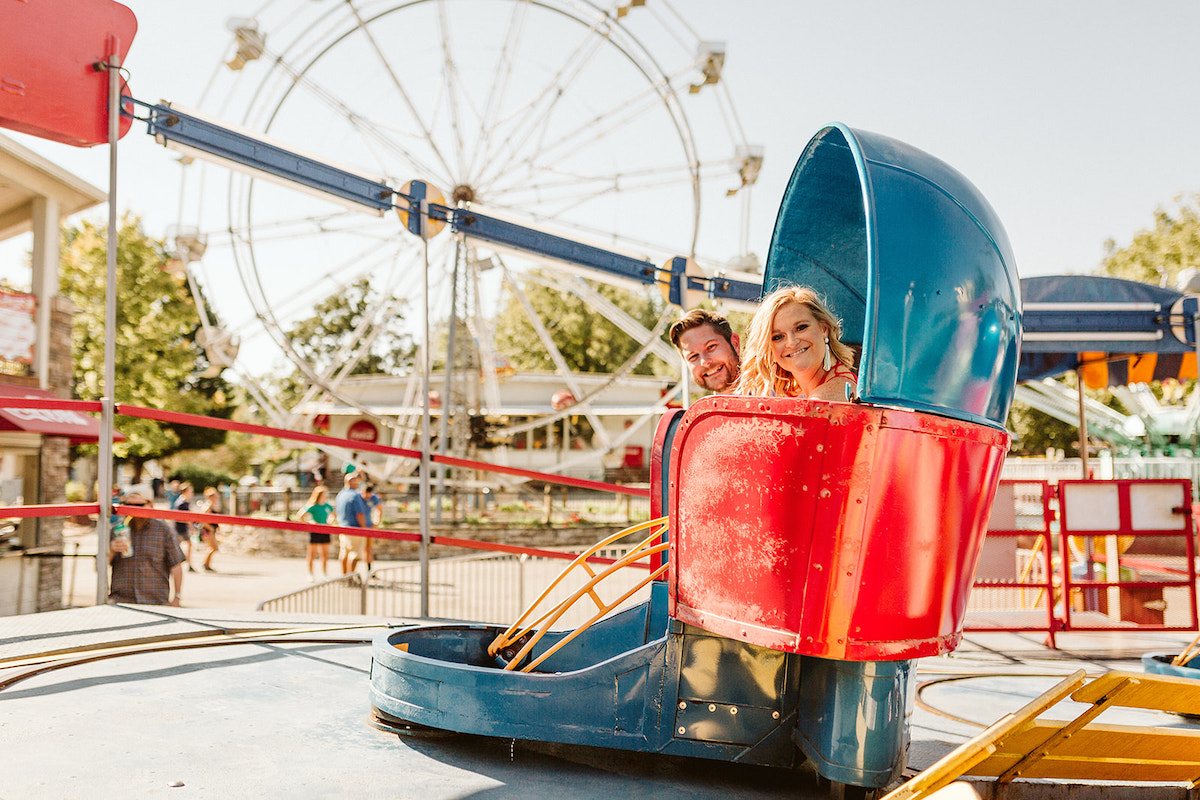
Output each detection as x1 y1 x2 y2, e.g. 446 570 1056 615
295 484 336 581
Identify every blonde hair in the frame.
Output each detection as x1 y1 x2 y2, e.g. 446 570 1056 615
735 286 854 397
307 485 328 505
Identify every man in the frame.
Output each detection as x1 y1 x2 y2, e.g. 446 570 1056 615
336 469 370 574
108 486 185 606
668 308 741 393
359 482 383 572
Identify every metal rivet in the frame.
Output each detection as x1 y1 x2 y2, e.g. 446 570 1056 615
730 707 738 715
772 711 780 720
708 703 716 712
679 701 687 710
678 726 686 735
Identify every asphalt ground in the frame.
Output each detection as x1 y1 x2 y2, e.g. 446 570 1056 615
5 526 1197 798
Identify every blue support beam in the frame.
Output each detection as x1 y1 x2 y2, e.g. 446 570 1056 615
131 97 762 305
445 206 664 288
134 99 394 213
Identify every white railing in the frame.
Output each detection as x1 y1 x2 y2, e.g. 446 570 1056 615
1002 456 1200 497
257 547 654 627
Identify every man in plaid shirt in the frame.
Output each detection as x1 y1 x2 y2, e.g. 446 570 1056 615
108 486 186 606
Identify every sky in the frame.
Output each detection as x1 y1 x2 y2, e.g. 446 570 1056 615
5 0 1200 371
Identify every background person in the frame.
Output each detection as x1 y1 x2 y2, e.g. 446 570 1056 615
108 486 185 607
736 285 856 401
336 470 369 574
171 481 196 573
669 308 741 393
198 486 222 572
359 481 382 572
295 484 335 582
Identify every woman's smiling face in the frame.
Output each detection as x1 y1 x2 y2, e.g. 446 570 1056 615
770 301 828 383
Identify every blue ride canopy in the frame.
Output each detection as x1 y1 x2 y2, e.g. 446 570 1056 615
762 123 1022 430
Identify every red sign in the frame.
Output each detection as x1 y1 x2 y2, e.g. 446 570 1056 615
0 0 137 146
0 290 36 372
347 419 379 443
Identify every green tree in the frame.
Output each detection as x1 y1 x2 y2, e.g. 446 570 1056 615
274 277 415 408
60 215 234 475
1007 400 1082 457
492 272 669 374
1099 194 1200 285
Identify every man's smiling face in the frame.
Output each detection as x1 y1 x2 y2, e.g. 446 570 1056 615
678 323 740 392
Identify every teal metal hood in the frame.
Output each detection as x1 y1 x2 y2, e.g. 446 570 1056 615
763 124 1021 429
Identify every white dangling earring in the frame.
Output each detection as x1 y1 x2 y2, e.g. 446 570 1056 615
822 336 833 371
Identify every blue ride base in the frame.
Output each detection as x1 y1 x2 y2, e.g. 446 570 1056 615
370 582 913 789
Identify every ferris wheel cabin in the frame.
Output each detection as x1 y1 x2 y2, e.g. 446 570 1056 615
370 124 1022 794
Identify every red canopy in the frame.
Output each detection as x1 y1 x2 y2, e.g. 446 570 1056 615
0 384 121 442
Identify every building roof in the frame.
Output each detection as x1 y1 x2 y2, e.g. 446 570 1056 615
0 132 107 241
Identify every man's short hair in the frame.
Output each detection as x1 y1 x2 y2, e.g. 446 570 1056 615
669 308 735 350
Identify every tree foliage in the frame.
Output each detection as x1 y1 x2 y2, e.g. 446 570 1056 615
1099 194 1200 286
60 215 234 469
1007 400 1081 457
274 277 415 408
492 272 670 374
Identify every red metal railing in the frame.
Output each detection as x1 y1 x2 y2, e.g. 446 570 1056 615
966 478 1199 647
0 398 652 572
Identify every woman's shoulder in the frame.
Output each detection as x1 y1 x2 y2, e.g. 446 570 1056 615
810 374 855 402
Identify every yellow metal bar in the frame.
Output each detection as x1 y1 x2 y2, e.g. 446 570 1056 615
520 562 670 673
487 517 666 656
997 677 1134 784
502 541 669 671
880 670 1087 800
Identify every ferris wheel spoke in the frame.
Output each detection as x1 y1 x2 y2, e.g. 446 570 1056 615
343 0 456 179
292 289 410 411
481 80 678 195
466 0 532 182
474 17 613 190
187 0 757 477
498 261 614 449
267 49 448 184
488 160 702 212
435 0 471 173
530 271 677 367
478 199 686 258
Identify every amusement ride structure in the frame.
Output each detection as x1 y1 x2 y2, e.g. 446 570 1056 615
167 0 766 484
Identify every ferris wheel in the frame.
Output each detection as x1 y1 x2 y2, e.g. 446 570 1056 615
174 0 761 478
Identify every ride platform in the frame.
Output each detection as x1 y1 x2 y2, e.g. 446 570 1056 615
2 603 1199 799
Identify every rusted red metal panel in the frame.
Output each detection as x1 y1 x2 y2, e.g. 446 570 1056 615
667 395 1009 661
0 0 136 146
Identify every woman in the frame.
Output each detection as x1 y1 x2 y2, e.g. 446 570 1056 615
736 285 856 401
198 486 222 572
295 485 336 582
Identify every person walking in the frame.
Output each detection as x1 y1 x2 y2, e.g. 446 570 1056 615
198 486 222 572
359 481 382 572
295 485 336 581
171 481 197 572
108 486 185 606
336 469 369 575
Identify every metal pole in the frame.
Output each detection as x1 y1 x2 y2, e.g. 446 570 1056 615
1077 368 1089 480
419 199 432 618
435 239 461 522
96 42 121 604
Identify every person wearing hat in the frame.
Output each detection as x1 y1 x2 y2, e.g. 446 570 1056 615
108 486 186 606
336 469 370 575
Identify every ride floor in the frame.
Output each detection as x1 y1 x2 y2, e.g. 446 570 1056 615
2 604 1198 799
